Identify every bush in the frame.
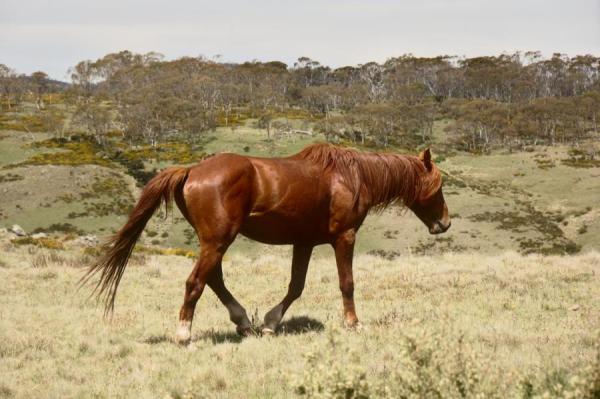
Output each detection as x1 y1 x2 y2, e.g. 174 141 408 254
12 237 65 250
134 245 196 258
33 223 84 235
293 329 600 399
0 173 24 183
21 137 114 167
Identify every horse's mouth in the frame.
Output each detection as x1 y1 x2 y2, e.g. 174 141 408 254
429 220 451 235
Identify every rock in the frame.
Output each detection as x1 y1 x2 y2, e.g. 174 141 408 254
76 234 99 247
9 224 26 236
570 304 580 311
31 232 48 239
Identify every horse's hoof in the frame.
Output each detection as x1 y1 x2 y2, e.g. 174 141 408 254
261 327 276 336
236 326 255 337
175 321 192 345
174 333 191 346
344 320 363 332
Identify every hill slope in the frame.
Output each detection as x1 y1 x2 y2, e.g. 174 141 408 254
1 120 599 256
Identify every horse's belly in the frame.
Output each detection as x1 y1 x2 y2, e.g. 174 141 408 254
240 213 329 245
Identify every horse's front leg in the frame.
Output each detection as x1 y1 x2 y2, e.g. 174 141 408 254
333 229 361 329
262 245 313 334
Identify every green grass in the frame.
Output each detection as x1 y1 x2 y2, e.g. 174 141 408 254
202 120 320 158
0 132 54 168
0 164 136 235
1 117 599 256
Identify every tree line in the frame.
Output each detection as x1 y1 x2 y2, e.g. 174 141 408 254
1 50 599 152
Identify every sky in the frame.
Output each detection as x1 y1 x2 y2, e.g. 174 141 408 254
1 0 599 81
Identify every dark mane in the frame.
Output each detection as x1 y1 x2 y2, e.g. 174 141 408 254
294 143 442 209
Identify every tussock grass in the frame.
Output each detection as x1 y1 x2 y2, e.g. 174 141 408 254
0 250 598 398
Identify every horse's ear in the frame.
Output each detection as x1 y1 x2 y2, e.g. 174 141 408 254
419 148 433 171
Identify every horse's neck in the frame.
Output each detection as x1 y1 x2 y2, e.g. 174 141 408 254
359 153 422 209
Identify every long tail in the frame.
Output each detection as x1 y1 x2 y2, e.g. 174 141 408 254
80 166 189 315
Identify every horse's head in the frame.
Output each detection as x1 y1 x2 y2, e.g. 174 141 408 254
409 148 451 235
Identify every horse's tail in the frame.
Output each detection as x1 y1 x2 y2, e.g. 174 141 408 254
81 166 189 315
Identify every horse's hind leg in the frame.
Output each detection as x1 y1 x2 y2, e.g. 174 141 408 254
175 243 225 344
262 245 313 334
206 261 252 336
176 243 252 343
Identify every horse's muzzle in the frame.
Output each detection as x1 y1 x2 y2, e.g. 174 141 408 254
429 220 451 235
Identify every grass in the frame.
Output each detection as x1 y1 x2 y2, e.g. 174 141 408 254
1 112 600 397
202 119 320 158
0 132 54 168
0 163 136 236
2 115 599 256
0 247 597 398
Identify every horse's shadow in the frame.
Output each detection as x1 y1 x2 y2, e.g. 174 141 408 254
142 315 324 346
277 315 325 335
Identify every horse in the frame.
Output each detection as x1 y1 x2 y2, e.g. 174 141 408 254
83 143 450 344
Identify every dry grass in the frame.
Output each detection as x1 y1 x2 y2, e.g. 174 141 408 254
0 248 598 398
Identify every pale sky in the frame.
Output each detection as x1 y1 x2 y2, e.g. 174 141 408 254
1 0 599 81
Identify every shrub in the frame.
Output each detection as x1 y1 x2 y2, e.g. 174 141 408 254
294 329 505 398
20 137 114 167
134 245 196 259
33 223 84 235
116 142 204 165
12 237 65 250
114 156 155 185
0 173 24 183
293 329 600 399
0 113 46 132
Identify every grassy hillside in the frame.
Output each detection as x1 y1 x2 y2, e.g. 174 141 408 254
1 108 599 398
1 116 598 257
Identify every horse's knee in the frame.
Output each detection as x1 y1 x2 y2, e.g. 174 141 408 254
184 277 205 304
337 230 356 246
185 278 196 292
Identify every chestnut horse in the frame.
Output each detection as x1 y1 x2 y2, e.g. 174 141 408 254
84 143 450 343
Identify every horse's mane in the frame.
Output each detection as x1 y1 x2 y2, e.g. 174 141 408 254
294 143 442 209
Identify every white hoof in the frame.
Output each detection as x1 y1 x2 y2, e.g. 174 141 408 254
261 327 275 336
175 321 192 344
344 320 363 332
